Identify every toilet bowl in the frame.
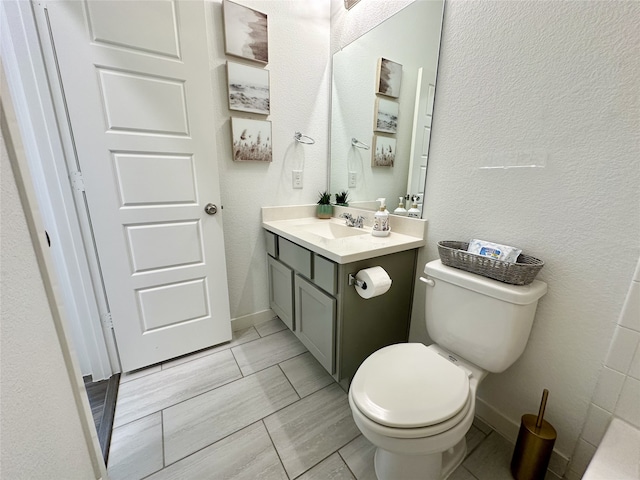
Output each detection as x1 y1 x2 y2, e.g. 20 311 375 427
348 260 548 480
349 343 486 480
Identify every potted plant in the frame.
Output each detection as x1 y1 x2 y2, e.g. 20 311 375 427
335 190 350 207
316 191 333 219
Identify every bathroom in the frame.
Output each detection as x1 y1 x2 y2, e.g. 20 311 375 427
1 0 638 479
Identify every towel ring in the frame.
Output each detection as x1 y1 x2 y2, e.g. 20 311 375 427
294 132 315 145
351 138 370 150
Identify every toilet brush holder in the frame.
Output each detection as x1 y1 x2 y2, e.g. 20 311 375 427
510 389 557 480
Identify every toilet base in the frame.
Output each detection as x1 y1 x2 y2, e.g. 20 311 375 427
373 437 467 480
441 437 467 479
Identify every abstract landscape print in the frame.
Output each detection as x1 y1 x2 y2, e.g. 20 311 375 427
372 135 396 167
223 0 268 64
227 61 270 115
231 117 272 162
374 97 399 133
376 58 402 98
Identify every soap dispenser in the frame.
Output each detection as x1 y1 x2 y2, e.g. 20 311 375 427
393 196 408 216
376 197 389 214
372 198 390 237
407 195 420 218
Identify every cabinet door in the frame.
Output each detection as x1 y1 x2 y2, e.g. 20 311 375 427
294 275 336 374
267 255 294 330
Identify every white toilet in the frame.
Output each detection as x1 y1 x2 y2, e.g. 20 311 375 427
349 259 547 480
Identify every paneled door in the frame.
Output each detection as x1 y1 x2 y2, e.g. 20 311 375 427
44 0 231 371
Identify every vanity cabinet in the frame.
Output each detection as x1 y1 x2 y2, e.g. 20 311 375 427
266 256 294 330
265 230 417 389
294 275 336 374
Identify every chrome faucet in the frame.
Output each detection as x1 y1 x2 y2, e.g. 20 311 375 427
340 213 365 228
340 213 355 226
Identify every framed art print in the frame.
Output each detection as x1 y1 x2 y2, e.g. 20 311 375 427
372 135 396 167
226 61 270 115
376 58 402 98
231 117 272 162
223 0 268 64
374 97 399 134
344 0 361 9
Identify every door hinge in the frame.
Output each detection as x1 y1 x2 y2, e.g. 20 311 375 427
71 171 85 192
101 312 113 329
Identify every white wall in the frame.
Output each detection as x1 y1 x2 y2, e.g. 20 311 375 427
204 0 331 319
411 0 640 463
1 90 99 479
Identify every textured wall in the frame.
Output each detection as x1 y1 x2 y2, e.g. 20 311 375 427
412 0 640 459
204 0 331 319
0 126 96 477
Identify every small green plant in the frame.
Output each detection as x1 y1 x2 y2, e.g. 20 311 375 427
335 190 349 206
316 191 333 219
317 191 332 205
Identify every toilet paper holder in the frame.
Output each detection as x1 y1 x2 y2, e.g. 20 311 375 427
348 273 367 290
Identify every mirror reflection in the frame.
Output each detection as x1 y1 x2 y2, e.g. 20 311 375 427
330 1 444 216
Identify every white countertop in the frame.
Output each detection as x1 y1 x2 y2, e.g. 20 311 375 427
261 205 427 264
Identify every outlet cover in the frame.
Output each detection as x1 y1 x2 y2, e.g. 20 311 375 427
348 172 357 188
293 170 303 189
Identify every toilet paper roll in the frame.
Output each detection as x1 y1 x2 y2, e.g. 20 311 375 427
355 266 392 299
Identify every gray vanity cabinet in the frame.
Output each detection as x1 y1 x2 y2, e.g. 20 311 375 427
265 230 417 388
294 275 336 374
267 256 294 330
266 233 338 374
334 248 416 389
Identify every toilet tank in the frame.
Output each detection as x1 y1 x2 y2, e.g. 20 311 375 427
424 260 547 373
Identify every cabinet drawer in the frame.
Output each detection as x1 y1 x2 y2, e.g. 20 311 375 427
265 231 277 257
313 254 337 295
278 237 312 278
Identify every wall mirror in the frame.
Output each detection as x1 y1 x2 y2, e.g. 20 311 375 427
329 1 445 216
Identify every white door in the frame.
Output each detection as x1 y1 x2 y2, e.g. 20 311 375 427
407 67 436 216
44 0 231 371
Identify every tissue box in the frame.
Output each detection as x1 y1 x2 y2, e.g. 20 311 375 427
437 241 544 285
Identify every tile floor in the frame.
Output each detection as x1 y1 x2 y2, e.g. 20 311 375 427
108 317 551 480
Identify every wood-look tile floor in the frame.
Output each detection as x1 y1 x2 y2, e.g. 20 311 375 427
107 317 534 480
84 376 109 429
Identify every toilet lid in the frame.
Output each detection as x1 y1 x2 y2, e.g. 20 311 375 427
350 343 470 428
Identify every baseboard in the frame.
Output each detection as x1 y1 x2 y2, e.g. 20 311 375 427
475 397 570 478
231 309 276 331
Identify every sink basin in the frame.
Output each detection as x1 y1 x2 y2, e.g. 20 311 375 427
295 222 368 239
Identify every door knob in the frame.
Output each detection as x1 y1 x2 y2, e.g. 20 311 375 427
204 203 218 215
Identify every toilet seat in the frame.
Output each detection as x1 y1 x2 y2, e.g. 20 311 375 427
350 343 470 429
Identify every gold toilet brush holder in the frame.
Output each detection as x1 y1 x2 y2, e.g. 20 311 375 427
510 389 557 480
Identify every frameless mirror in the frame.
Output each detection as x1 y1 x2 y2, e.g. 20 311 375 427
330 1 445 216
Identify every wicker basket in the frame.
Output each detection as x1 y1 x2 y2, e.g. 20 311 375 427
437 241 544 285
